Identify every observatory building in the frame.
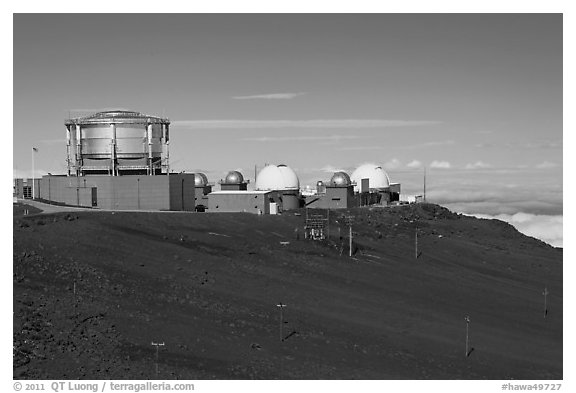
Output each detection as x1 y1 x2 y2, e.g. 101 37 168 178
15 110 195 211
255 164 301 210
305 164 401 209
207 165 301 214
305 171 358 209
351 163 400 205
208 169 283 214
220 171 249 191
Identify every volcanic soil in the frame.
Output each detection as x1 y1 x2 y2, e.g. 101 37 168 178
13 202 562 379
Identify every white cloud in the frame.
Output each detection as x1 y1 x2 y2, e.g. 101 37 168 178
469 212 563 248
171 119 442 129
335 146 382 151
320 165 346 173
465 161 492 170
242 135 362 143
383 158 402 170
536 161 558 169
407 160 423 168
399 140 455 149
232 92 307 100
430 160 451 169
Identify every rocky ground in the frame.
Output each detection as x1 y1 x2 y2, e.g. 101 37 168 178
13 202 562 379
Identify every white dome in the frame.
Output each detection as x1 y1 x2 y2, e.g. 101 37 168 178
255 164 300 191
350 164 391 192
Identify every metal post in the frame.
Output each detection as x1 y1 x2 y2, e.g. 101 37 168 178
110 123 116 176
165 125 170 175
31 147 36 199
349 224 352 257
327 209 330 240
465 316 470 357
277 302 286 342
76 124 82 176
66 126 71 176
147 123 153 175
151 341 165 376
415 227 418 259
137 179 140 210
543 287 549 318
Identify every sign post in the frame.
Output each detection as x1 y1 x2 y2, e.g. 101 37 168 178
151 341 165 376
464 316 470 357
277 302 287 341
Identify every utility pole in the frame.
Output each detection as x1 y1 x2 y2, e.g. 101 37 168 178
464 316 470 357
415 227 419 259
276 303 287 341
32 147 38 200
344 215 354 257
543 286 549 318
151 341 165 376
327 209 330 240
349 225 353 257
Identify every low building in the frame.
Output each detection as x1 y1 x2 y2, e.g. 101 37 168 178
16 174 196 211
194 173 212 211
305 172 358 209
208 190 282 214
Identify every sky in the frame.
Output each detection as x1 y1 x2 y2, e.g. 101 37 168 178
12 13 563 246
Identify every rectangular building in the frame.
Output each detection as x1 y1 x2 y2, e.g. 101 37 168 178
208 190 281 214
16 174 196 211
305 185 357 209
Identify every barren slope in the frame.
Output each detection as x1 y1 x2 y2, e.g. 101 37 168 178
13 203 562 379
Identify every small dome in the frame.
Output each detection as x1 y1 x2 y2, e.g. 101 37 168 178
224 170 244 184
316 180 324 187
350 164 391 192
256 164 300 191
330 171 351 186
194 173 209 186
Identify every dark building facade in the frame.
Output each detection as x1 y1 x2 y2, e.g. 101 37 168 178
20 174 196 211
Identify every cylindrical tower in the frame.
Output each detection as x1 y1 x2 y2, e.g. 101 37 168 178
64 110 170 176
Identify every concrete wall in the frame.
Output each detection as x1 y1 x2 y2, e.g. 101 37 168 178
30 174 195 211
220 183 248 191
280 191 300 210
208 191 280 214
305 186 356 209
168 174 196 211
38 176 94 207
194 186 212 209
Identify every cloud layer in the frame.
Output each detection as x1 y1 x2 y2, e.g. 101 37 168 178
469 212 563 248
430 160 451 169
232 92 307 100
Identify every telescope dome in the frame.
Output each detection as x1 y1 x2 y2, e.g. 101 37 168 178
350 164 391 192
256 164 299 191
330 171 351 186
194 173 209 186
224 171 244 184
